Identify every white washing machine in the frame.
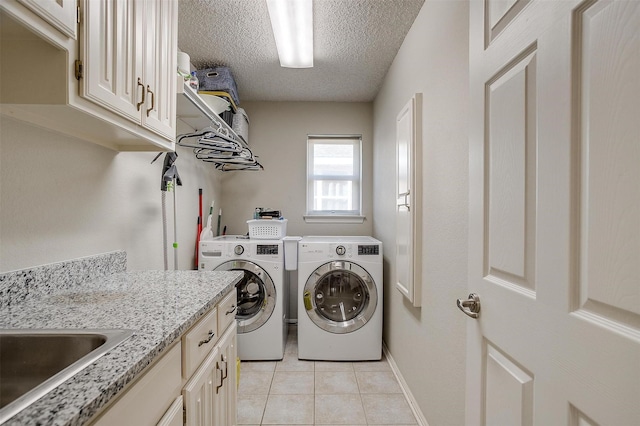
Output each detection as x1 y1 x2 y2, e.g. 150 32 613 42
297 236 383 361
200 236 288 360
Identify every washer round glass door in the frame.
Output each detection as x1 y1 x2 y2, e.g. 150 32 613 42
215 260 276 333
303 261 377 334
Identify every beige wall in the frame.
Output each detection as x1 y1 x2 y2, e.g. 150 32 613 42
219 101 374 238
219 101 374 321
372 1 469 424
2 2 471 421
0 117 222 272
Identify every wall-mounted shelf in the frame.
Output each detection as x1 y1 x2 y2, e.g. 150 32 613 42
176 79 262 171
176 81 247 147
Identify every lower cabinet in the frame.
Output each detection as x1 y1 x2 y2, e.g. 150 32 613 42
157 396 185 426
89 343 182 425
88 288 237 426
215 326 237 426
183 325 237 426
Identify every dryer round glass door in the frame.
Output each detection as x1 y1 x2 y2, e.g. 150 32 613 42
214 260 276 333
303 261 377 334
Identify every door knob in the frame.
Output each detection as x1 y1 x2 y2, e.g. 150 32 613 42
457 293 480 319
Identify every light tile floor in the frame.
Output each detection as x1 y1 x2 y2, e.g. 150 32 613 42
237 325 418 425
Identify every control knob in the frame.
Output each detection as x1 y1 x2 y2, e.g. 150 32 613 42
234 245 244 255
336 245 346 256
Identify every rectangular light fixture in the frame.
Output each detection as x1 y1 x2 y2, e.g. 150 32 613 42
266 0 313 68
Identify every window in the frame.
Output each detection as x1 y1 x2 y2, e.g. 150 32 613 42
306 135 362 220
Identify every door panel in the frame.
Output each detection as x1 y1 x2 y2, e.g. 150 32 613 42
485 48 537 292
484 342 533 426
468 0 640 424
485 0 532 45
82 0 141 122
574 0 640 325
141 0 176 139
18 0 77 38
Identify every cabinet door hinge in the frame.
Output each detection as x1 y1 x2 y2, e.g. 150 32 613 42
76 6 81 24
183 406 187 424
74 60 83 80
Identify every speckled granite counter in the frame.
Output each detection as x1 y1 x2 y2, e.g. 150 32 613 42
0 253 242 426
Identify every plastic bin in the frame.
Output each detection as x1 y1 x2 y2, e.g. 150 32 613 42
247 219 287 239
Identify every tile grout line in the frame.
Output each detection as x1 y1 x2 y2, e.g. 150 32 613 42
241 326 418 425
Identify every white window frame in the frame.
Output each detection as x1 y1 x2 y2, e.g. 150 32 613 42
304 135 365 223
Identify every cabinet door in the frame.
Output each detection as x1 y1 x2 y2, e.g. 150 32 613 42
90 343 182 425
81 0 142 123
17 0 77 38
395 93 422 307
183 347 221 426
157 396 184 426
140 0 176 139
216 325 237 426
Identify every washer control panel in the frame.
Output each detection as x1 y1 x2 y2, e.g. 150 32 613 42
200 238 283 264
298 238 382 262
357 245 379 255
257 244 279 255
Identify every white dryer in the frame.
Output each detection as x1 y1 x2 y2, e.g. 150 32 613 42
297 236 383 361
200 236 288 360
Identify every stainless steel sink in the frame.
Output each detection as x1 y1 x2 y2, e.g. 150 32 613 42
0 329 133 421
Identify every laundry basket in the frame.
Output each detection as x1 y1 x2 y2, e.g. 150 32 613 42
247 219 287 239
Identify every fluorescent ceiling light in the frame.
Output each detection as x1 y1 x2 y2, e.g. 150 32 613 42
266 0 313 68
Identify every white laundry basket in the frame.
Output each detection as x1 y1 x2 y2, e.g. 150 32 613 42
247 219 287 239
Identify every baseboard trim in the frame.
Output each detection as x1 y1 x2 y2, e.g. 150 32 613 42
383 342 429 426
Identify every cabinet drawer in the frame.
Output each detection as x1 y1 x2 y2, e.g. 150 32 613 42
217 289 237 334
182 307 218 378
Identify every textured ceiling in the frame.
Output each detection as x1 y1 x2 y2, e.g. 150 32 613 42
178 0 425 103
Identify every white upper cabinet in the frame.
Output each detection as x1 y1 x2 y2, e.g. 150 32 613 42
141 0 177 139
81 0 141 123
17 0 77 38
81 0 177 141
0 0 177 151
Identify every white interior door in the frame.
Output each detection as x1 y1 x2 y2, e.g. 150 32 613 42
466 0 639 424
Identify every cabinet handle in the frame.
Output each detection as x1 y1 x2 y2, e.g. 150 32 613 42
220 354 228 381
215 362 224 394
397 190 410 211
136 78 145 111
198 330 215 347
226 305 237 315
146 85 155 117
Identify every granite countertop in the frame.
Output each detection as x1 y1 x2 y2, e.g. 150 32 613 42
0 269 243 426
